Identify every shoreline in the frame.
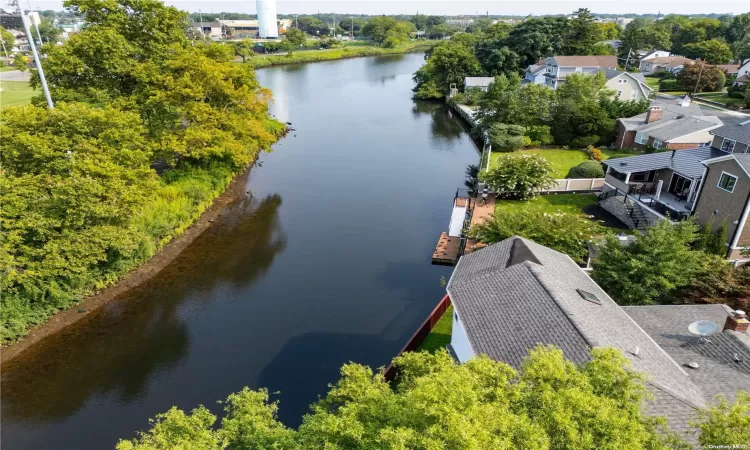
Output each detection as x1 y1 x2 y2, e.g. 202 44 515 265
1 169 251 365
249 41 434 68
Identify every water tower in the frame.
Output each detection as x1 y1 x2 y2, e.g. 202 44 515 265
256 0 278 38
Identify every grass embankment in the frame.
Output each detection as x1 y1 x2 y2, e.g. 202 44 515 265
494 194 630 234
248 41 435 68
2 161 241 342
490 148 620 178
418 306 453 353
0 81 36 110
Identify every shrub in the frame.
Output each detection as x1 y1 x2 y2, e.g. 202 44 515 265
468 208 600 263
659 79 679 91
488 123 526 152
480 153 555 200
570 135 599 148
525 125 554 146
567 160 605 179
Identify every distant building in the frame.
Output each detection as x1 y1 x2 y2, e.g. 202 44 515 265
615 17 633 27
219 19 260 39
256 0 278 38
463 77 495 92
600 69 652 101
541 55 618 90
639 56 694 75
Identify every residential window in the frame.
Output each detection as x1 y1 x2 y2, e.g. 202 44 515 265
717 172 737 192
617 90 623 97
631 171 655 182
653 139 663 148
618 79 628 84
631 90 637 98
635 132 648 145
575 67 583 73
721 138 736 152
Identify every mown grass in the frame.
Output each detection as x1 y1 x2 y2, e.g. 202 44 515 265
248 41 435 68
418 306 453 353
695 92 732 105
490 148 620 178
0 81 36 110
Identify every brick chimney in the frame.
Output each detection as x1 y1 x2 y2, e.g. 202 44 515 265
724 310 749 334
645 107 663 124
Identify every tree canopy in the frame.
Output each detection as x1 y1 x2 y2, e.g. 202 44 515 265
118 346 708 449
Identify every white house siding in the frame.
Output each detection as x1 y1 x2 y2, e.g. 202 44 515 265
641 50 671 60
450 309 475 363
605 76 647 101
738 60 750 77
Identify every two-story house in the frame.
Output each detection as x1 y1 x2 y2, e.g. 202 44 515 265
601 117 750 261
523 57 549 85
542 55 618 89
639 56 694 75
601 69 652 101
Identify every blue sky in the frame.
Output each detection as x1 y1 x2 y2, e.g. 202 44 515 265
28 0 750 16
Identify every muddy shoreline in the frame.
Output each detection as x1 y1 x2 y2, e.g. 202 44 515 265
1 169 251 366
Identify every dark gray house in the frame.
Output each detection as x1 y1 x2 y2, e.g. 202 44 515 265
446 236 750 445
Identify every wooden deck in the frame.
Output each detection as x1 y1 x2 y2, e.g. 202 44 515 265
469 194 495 228
432 232 461 265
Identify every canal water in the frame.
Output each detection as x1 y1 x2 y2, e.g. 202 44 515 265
0 53 480 449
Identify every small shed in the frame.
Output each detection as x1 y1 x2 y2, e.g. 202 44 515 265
463 77 495 92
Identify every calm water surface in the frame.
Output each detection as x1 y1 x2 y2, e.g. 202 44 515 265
1 53 480 449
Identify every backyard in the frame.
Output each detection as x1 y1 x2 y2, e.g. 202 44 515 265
489 148 621 178
417 305 453 353
0 81 36 110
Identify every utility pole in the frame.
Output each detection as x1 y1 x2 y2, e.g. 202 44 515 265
199 9 206 42
20 9 53 108
294 14 298 29
693 59 705 97
624 47 633 71
332 14 335 38
350 17 353 40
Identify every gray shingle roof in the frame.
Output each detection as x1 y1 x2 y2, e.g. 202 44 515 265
602 147 728 179
600 68 646 84
709 117 750 145
637 116 722 142
623 305 750 405
735 154 750 174
447 237 706 408
618 99 709 133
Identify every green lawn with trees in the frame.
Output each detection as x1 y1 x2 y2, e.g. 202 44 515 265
1 0 284 342
117 345 749 449
490 148 619 178
0 81 36 109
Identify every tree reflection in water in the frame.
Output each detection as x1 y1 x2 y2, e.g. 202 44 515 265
0 194 286 424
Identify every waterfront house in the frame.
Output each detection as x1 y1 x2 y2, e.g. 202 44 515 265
601 117 750 260
446 236 750 445
601 69 652 101
541 55 618 89
464 77 496 92
523 57 549 85
638 56 694 75
614 98 722 151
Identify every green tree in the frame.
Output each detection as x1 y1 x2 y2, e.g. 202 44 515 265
505 16 570 67
479 153 554 200
475 41 520 77
382 21 414 48
361 16 398 43
13 53 29 71
565 8 606 55
567 160 605 178
618 19 671 65
412 39 482 99
682 39 733 64
294 16 328 36
681 256 750 311
118 346 689 449
469 209 599 263
678 61 726 93
284 27 306 48
592 219 705 305
465 17 493 34
231 39 254 62
551 72 614 145
34 17 62 43
671 18 723 55
695 392 750 447
487 123 526 152
0 25 15 50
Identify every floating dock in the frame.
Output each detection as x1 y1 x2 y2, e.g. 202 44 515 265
432 232 461 265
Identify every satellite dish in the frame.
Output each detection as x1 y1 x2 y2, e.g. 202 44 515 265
688 320 717 343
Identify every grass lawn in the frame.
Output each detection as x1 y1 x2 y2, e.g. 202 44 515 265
695 92 732 105
490 148 621 178
495 193 631 234
0 81 36 110
0 65 20 72
643 77 660 90
417 305 453 353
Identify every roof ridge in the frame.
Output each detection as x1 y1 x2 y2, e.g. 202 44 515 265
645 381 704 410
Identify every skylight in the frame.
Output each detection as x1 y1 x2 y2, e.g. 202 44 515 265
576 289 602 305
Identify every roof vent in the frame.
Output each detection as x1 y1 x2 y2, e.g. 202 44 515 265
576 289 602 305
687 362 700 369
506 238 542 268
619 161 627 166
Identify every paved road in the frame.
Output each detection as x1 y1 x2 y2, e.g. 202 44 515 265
0 70 31 82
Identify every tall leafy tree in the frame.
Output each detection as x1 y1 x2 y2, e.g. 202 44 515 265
295 16 329 36
551 72 614 145
479 152 555 200
361 16 399 43
678 61 726 93
118 346 692 449
505 16 570 67
592 219 706 305
412 39 482 99
1 25 15 50
682 39 733 64
565 8 606 55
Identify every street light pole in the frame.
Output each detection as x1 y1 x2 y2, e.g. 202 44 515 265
21 10 53 108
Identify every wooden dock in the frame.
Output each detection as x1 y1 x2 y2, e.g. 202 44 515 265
432 232 461 265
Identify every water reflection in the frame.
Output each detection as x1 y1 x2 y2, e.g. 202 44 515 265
1 193 286 424
411 102 468 145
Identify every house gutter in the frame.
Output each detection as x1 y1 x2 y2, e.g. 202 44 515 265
728 191 750 258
